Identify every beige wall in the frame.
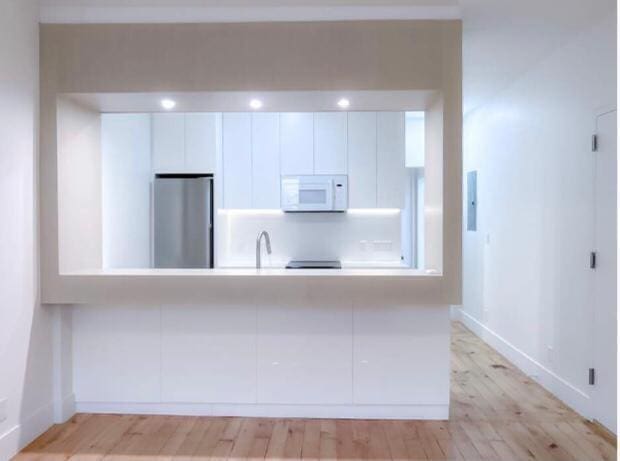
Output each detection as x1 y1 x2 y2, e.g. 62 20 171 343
57 97 102 273
40 20 462 304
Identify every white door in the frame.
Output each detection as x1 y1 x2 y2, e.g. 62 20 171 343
592 109 617 434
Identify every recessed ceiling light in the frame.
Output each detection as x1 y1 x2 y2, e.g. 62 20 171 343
249 99 263 110
160 98 176 110
337 98 350 109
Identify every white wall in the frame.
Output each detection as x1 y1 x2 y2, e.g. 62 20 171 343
0 1 58 458
57 98 102 273
216 211 404 267
459 16 616 418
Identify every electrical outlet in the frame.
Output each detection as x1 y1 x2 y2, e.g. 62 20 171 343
0 398 7 423
547 345 554 364
372 240 392 251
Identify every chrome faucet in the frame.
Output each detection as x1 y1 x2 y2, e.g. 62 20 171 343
256 230 272 269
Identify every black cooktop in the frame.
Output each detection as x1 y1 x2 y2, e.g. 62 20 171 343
286 260 342 269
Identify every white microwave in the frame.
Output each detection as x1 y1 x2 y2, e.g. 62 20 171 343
281 175 348 212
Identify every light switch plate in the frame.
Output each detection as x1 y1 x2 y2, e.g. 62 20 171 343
0 398 7 423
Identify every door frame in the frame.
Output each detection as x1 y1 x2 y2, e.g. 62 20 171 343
589 106 617 432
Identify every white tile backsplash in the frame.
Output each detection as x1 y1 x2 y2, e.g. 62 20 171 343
216 211 402 267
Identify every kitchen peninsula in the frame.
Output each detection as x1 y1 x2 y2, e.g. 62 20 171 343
41 20 461 421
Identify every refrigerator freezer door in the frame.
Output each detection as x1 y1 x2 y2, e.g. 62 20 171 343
154 176 212 268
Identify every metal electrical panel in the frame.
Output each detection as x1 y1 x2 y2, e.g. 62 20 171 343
467 171 477 231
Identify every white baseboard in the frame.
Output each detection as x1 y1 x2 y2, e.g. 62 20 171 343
75 402 449 420
54 393 76 424
453 308 592 418
0 401 55 461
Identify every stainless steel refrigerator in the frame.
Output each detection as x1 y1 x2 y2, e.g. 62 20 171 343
153 174 213 268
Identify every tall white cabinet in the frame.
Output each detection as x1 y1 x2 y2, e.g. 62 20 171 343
377 112 406 208
280 113 314 175
314 112 347 175
347 112 378 208
251 113 280 209
222 113 252 209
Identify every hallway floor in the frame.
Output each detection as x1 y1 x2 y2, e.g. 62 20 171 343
14 322 617 460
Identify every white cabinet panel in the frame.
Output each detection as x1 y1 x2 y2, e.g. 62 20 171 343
102 114 152 269
223 113 252 208
252 113 280 208
185 113 218 173
347 112 377 208
314 112 347 174
257 301 353 404
377 112 406 208
161 305 257 403
353 304 450 405
152 113 185 172
73 305 161 403
280 113 314 175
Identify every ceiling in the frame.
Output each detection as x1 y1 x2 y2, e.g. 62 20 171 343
38 0 616 113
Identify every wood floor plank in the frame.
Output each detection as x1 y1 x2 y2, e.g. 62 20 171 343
14 322 617 461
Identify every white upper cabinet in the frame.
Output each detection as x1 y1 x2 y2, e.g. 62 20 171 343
314 112 347 175
185 113 218 173
222 113 252 208
152 113 218 173
280 113 314 175
377 112 406 208
152 113 185 172
251 113 280 209
347 112 377 208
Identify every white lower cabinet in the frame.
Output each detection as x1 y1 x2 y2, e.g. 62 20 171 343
353 303 450 405
73 305 161 403
161 305 257 403
257 301 353 404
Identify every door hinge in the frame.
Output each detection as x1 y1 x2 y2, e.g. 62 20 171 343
589 368 596 385
592 134 599 152
590 251 597 269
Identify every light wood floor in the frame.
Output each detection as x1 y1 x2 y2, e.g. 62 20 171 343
14 322 617 461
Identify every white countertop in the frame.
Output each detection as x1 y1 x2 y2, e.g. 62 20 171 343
62 266 440 277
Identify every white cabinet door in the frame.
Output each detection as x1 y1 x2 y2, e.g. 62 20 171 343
185 113 218 173
280 112 314 175
152 113 185 172
222 113 252 208
161 305 257 403
252 113 280 208
377 112 406 208
347 112 377 208
314 112 347 174
353 303 450 405
257 301 353 404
